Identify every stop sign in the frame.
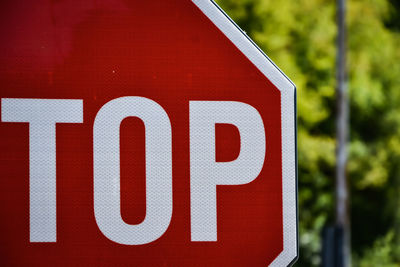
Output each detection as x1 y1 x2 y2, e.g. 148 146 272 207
0 0 297 266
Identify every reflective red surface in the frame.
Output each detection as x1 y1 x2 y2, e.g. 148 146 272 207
0 0 283 265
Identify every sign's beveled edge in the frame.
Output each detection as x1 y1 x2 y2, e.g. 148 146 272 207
190 1 298 266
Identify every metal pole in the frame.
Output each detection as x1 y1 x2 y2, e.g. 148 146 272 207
336 0 350 266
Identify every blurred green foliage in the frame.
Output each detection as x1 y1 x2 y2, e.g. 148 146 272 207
214 0 400 265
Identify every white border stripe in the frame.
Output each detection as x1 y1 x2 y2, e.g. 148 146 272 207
191 1 297 266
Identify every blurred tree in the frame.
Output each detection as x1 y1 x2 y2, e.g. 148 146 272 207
386 0 400 30
214 0 400 266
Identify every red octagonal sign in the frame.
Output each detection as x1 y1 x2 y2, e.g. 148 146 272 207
0 0 297 266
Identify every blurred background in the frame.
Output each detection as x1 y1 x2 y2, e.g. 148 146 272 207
215 0 400 266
